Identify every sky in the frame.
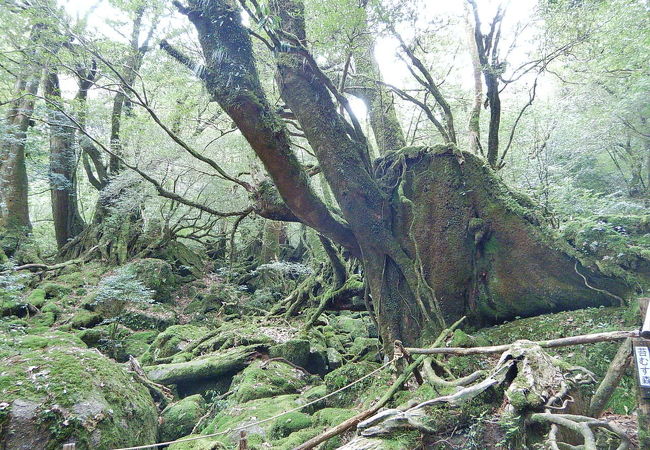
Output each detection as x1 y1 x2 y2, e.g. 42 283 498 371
59 0 542 116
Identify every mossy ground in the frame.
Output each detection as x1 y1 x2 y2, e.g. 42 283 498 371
1 249 645 450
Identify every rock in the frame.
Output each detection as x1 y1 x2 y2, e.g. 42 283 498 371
306 344 329 375
333 316 369 340
268 411 312 439
348 337 381 362
124 258 177 302
230 360 312 403
140 324 210 365
40 282 73 299
25 289 46 308
120 303 178 330
159 394 207 442
326 347 343 370
170 394 303 449
145 346 257 397
70 310 103 329
269 339 310 368
0 332 158 449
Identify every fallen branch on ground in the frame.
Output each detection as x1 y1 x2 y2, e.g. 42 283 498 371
405 330 639 355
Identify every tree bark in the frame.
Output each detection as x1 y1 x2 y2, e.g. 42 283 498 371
0 25 41 254
45 72 85 250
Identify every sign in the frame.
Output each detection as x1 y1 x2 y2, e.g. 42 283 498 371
634 344 650 398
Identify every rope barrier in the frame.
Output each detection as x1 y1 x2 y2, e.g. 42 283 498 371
109 357 397 450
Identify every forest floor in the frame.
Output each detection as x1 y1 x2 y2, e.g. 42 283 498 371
0 256 645 449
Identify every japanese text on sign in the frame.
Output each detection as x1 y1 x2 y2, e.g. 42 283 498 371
636 346 650 387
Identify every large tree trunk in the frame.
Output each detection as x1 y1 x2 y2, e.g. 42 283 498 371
45 72 85 250
372 146 628 343
0 22 41 256
0 75 35 250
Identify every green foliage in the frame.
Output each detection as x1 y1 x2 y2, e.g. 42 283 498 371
91 266 154 320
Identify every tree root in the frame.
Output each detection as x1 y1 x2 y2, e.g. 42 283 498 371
405 329 639 355
529 413 632 450
127 356 174 410
302 275 363 330
9 245 99 274
357 333 635 450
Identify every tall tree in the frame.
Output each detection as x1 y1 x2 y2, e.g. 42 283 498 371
44 70 86 250
0 22 42 256
166 0 628 348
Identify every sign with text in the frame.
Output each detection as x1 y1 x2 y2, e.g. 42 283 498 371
634 344 650 398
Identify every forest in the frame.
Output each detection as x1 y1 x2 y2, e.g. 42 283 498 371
0 0 648 448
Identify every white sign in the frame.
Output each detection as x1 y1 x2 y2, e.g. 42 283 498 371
636 346 650 387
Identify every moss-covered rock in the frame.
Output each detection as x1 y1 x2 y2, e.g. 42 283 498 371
145 346 257 397
120 303 178 331
159 394 207 442
348 337 381 362
268 411 312 439
25 289 46 308
40 282 73 299
269 339 310 367
0 332 158 449
125 258 177 302
187 394 303 448
140 324 210 365
69 310 103 329
230 360 312 403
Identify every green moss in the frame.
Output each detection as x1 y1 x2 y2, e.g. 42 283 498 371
231 360 311 403
25 289 46 308
160 394 207 442
40 283 73 299
124 258 177 302
0 334 157 449
198 394 303 447
145 345 256 386
274 428 321 449
268 411 312 439
312 407 356 426
69 310 102 329
140 324 209 365
269 339 310 367
324 361 380 407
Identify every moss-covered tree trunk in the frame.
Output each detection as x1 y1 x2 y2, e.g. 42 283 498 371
370 146 628 344
0 24 40 256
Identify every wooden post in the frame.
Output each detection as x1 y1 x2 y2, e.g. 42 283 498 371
62 444 76 450
633 298 650 448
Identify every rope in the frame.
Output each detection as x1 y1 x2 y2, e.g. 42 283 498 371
110 357 397 450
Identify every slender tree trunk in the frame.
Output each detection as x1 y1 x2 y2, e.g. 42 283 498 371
45 72 85 250
465 7 482 155
350 8 406 155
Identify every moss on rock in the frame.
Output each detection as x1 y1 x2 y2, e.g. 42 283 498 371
230 360 312 403
125 258 177 303
0 331 157 449
140 324 210 366
159 394 207 442
269 339 310 367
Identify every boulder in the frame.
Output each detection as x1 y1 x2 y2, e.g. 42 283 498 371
159 394 207 442
0 331 158 449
